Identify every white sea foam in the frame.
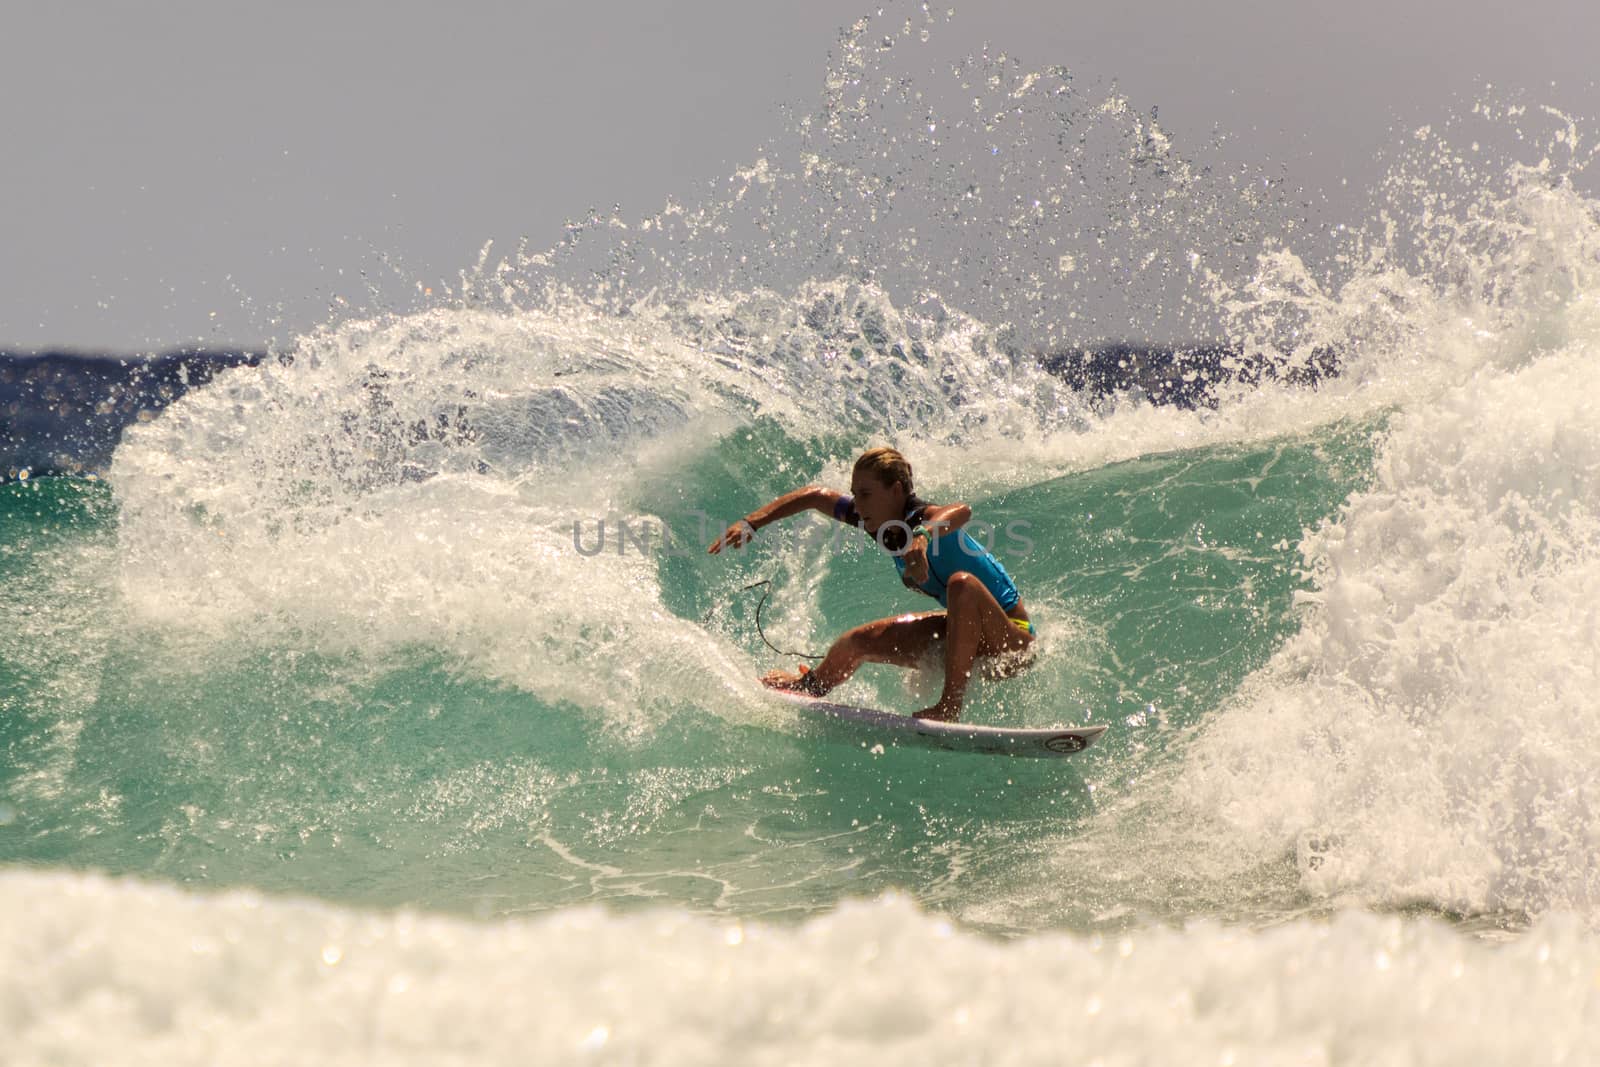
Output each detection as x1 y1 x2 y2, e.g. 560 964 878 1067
107 305 769 732
1178 341 1600 918
1171 171 1600 919
3 869 1596 1066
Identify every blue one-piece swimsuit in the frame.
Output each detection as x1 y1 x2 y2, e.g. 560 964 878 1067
833 492 1034 635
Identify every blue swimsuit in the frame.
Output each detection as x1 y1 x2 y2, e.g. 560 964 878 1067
833 493 1032 632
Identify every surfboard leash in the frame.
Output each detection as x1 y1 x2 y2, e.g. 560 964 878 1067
740 578 825 661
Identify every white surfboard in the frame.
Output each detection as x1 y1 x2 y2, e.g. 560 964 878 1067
769 689 1107 758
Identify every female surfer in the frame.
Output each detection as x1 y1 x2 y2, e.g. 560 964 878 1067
706 447 1034 722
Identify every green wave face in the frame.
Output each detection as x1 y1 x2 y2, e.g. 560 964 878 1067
0 416 1378 933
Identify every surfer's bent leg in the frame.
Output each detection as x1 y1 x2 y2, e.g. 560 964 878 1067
916 572 1032 722
764 613 944 695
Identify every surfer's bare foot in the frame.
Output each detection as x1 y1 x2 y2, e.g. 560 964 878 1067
913 702 961 722
760 668 809 691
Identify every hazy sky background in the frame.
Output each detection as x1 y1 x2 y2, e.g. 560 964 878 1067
3 0 1596 351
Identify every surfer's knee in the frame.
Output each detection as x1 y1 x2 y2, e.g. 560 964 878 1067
945 570 983 606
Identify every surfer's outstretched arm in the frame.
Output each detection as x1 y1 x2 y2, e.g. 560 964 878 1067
706 486 839 553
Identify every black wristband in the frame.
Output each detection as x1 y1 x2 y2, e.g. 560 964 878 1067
797 665 826 695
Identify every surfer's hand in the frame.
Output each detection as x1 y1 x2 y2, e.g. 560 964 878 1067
707 519 756 554
903 540 929 583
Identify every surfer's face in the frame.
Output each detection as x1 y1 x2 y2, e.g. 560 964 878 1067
849 473 906 533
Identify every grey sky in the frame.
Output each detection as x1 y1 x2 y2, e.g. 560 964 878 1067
2 0 1595 351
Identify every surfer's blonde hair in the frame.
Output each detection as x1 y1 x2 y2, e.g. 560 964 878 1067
853 447 913 494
